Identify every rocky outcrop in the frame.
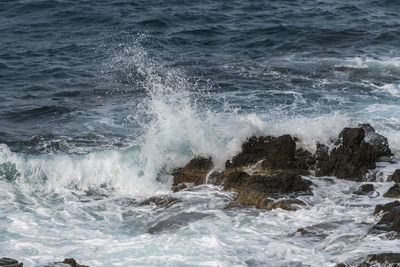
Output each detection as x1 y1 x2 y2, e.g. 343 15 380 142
373 201 400 233
384 184 400 198
316 127 378 181
0 258 22 267
359 123 392 158
390 169 400 183
171 124 393 210
172 157 213 191
226 136 275 168
226 135 313 175
315 124 391 181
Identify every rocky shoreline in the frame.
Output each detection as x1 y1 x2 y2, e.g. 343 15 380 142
3 124 400 266
170 123 400 265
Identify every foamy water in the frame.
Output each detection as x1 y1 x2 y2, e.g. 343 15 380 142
2 4 400 263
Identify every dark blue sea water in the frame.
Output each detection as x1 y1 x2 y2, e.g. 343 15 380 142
1 1 400 266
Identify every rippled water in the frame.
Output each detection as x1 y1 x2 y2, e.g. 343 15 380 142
1 0 400 266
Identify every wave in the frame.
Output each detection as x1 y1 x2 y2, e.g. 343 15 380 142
2 43 400 197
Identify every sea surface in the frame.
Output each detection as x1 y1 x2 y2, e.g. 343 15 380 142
1 0 400 266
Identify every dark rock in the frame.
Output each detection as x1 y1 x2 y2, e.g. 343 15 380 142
139 196 179 208
391 169 400 183
368 253 400 265
223 170 311 210
384 184 400 198
354 184 375 195
374 201 400 215
359 123 392 158
226 136 275 168
261 135 296 170
271 199 307 211
58 258 88 267
226 134 314 175
338 253 400 266
373 201 400 232
316 127 377 181
44 258 88 267
0 258 23 267
172 157 213 190
294 148 316 172
205 170 224 186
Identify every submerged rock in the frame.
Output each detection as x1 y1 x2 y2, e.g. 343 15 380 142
384 184 400 198
50 258 89 267
139 196 179 208
353 184 375 195
390 169 400 183
172 157 213 191
0 258 23 267
373 201 400 233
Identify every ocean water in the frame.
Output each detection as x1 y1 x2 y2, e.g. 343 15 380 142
1 0 400 266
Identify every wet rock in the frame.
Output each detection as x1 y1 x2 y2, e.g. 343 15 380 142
226 136 275 168
223 171 311 210
384 184 400 198
316 127 377 181
139 196 179 208
226 135 314 175
261 135 296 170
353 184 375 195
374 201 400 215
373 201 400 233
53 259 89 267
0 258 23 267
205 170 224 186
271 199 307 211
390 169 400 183
172 157 213 191
359 123 392 158
294 148 316 172
338 253 400 266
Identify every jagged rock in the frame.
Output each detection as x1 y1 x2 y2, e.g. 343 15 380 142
316 127 377 181
261 135 296 170
172 157 213 191
223 171 311 210
384 184 400 198
294 148 316 172
337 253 400 266
0 258 23 267
139 196 179 208
226 135 314 175
359 123 392 158
205 170 224 186
226 136 275 168
354 184 375 195
390 169 400 183
373 201 400 233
